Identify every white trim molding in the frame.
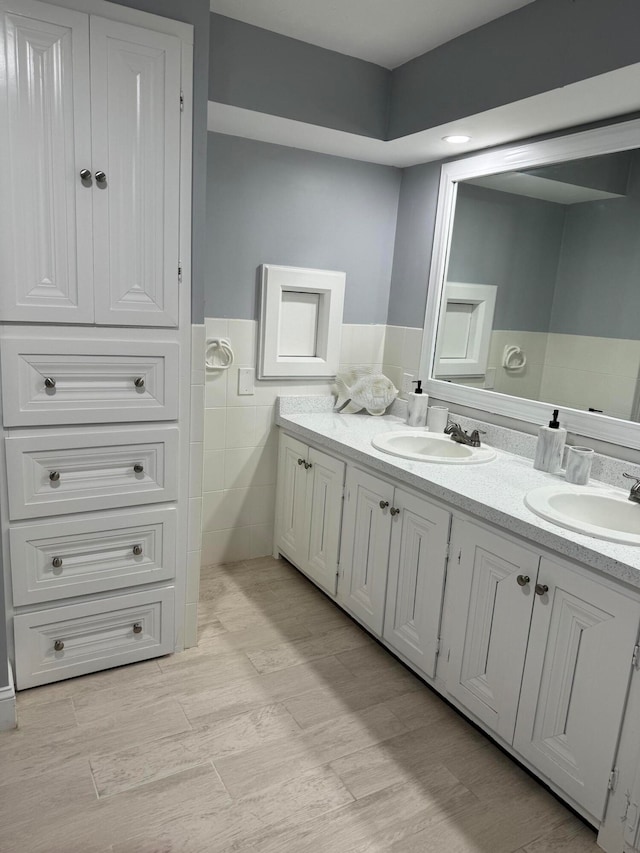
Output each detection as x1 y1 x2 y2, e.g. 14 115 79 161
0 663 16 731
421 116 640 450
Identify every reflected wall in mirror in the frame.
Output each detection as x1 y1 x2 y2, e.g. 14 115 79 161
435 143 640 422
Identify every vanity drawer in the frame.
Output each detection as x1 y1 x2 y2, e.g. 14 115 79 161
5 427 178 520
0 337 179 426
10 507 176 605
14 587 174 689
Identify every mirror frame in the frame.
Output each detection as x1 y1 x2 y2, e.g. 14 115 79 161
421 117 640 450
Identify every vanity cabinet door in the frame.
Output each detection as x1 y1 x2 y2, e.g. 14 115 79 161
275 433 309 569
513 557 640 822
305 447 345 596
383 489 450 678
338 467 393 635
446 519 539 744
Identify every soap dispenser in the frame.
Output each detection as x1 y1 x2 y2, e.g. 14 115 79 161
406 380 429 427
533 409 567 473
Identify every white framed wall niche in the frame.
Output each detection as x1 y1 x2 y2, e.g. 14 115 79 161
434 282 497 378
258 264 345 379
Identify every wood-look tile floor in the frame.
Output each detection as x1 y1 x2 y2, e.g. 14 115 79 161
2 556 600 853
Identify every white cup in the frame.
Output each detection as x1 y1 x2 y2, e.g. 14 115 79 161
427 405 449 433
565 446 594 485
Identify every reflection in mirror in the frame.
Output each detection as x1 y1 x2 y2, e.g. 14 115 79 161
435 149 640 422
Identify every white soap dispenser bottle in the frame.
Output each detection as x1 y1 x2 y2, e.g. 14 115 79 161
533 408 567 473
406 380 429 427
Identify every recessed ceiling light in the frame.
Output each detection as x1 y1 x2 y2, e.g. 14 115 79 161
443 134 471 144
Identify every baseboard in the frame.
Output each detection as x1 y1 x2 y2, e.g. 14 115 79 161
0 663 16 732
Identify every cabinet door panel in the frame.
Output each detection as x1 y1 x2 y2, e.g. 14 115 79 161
90 17 181 327
383 489 450 677
305 448 344 596
0 1 94 323
338 467 393 635
514 558 640 821
275 433 309 567
446 521 539 744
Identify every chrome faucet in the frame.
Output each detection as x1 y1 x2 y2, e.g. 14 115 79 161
623 473 640 503
444 421 486 448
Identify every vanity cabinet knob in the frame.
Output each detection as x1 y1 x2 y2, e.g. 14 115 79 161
134 377 145 389
44 377 56 389
133 623 142 634
390 507 401 516
304 462 313 470
79 169 92 181
379 500 389 509
133 464 144 474
535 583 549 597
52 557 63 569
132 544 143 556
54 639 64 652
517 574 530 587
49 471 60 482
95 170 107 183
298 458 305 466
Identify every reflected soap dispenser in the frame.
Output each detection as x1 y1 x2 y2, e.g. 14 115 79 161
406 380 429 427
533 409 566 473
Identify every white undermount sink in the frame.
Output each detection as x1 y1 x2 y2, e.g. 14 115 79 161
525 484 640 545
371 430 497 465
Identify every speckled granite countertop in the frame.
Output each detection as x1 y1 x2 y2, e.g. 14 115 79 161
276 406 640 590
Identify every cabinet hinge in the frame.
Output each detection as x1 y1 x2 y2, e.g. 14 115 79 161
608 767 619 792
457 548 462 564
178 262 183 283
180 91 184 112
633 644 640 669
341 485 346 500
435 637 441 656
444 543 450 560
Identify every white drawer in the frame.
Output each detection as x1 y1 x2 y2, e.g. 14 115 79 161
14 587 174 689
5 427 179 520
10 507 176 605
0 337 179 426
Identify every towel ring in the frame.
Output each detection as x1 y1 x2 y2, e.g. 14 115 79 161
502 345 527 371
205 337 235 371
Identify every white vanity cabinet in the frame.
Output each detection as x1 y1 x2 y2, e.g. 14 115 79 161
0 0 181 327
444 518 640 822
275 433 345 595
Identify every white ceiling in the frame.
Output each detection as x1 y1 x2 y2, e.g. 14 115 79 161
208 0 536 69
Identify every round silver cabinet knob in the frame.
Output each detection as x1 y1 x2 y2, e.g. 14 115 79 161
49 471 60 482
95 170 107 183
517 574 530 587
390 507 401 516
79 169 92 181
132 544 143 556
134 377 145 389
54 639 64 652
535 583 549 597
133 464 144 474
52 557 63 569
133 623 142 634
44 377 56 389
379 500 389 509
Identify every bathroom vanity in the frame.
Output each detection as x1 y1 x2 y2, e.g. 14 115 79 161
274 404 640 852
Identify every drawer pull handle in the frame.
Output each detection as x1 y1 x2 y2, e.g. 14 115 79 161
517 574 530 587
133 623 143 634
379 500 389 509
133 464 144 474
44 377 56 389
535 583 549 597
49 471 60 482
134 377 145 389
52 557 63 569
298 458 305 466
54 639 64 652
390 507 401 516
132 544 143 556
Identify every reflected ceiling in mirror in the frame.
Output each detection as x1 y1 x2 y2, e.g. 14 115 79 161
422 118 640 448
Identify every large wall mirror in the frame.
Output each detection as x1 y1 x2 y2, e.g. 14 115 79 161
422 118 640 449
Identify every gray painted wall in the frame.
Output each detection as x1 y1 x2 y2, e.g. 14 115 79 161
115 0 209 324
447 184 565 333
550 152 640 339
209 14 390 140
389 0 640 139
386 163 441 328
205 133 401 324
